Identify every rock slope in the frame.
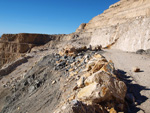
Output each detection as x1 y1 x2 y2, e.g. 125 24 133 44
0 46 128 113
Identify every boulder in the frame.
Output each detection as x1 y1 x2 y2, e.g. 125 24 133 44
77 71 127 104
77 77 85 88
136 49 146 54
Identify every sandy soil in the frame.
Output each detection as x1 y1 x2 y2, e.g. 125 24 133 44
103 49 150 113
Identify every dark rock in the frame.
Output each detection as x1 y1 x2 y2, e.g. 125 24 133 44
136 49 146 54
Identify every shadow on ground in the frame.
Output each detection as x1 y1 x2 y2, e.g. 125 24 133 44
116 69 150 113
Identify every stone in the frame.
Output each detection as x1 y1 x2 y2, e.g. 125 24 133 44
52 80 56 85
77 71 127 104
28 86 35 93
63 45 77 56
91 60 105 73
77 82 110 103
109 108 117 113
100 62 114 74
86 61 96 71
68 95 76 101
132 67 140 72
91 45 102 51
93 54 103 59
84 71 110 86
77 77 85 88
136 49 146 54
77 46 87 52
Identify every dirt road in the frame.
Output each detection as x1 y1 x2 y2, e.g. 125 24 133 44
103 49 150 113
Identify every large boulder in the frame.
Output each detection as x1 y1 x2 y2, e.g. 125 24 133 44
77 71 127 104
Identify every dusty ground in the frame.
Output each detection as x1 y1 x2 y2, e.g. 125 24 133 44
102 49 150 113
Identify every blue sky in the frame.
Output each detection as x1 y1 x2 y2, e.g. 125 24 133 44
0 0 119 35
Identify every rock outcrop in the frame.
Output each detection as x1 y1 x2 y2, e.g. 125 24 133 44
77 0 150 52
0 33 61 68
1 0 150 112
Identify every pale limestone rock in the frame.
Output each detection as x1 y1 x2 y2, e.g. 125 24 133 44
91 60 105 73
76 0 150 52
77 77 85 88
100 62 115 74
52 80 56 85
77 74 127 104
84 71 110 86
86 61 96 71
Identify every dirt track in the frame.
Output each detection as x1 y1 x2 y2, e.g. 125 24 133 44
103 49 150 113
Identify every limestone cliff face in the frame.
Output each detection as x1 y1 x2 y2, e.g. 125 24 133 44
78 0 150 52
0 33 53 68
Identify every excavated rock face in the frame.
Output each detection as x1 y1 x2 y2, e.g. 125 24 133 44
77 0 150 52
0 33 57 68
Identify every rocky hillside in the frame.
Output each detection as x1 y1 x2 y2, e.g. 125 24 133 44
76 0 150 52
0 0 150 113
0 45 129 113
0 33 64 68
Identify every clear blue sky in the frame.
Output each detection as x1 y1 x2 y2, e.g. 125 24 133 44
0 0 119 35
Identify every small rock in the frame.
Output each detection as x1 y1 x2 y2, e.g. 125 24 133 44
73 85 78 90
109 108 117 113
134 101 138 105
77 77 85 88
71 99 79 105
132 67 140 72
28 86 35 93
52 80 56 85
136 49 146 54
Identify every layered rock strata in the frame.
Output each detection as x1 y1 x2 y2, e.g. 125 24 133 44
0 33 62 68
76 0 150 52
